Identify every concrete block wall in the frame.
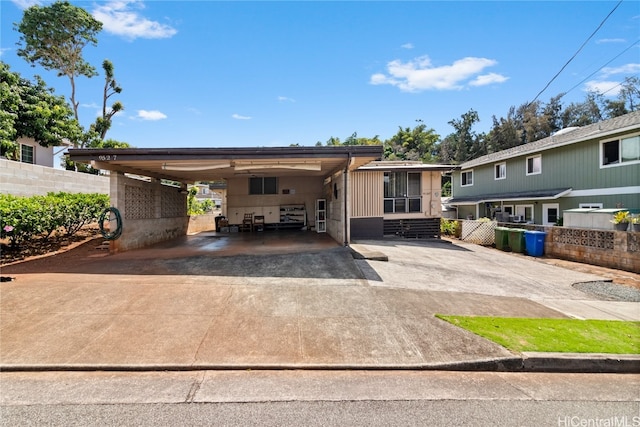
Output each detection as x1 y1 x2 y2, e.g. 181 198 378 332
0 159 109 196
187 213 217 234
325 170 346 245
500 223 640 274
110 172 189 253
545 227 640 274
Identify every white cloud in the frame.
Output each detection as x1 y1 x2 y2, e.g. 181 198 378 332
137 110 167 120
401 43 414 50
470 72 509 87
600 63 640 77
371 55 504 92
584 80 622 96
277 96 296 103
596 38 626 44
232 113 251 120
10 0 41 9
92 1 177 40
583 62 640 96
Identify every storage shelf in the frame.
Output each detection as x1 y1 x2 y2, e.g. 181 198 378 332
280 204 306 227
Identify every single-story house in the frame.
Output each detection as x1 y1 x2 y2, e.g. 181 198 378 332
67 146 456 252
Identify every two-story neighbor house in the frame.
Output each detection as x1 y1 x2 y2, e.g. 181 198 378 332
447 111 640 225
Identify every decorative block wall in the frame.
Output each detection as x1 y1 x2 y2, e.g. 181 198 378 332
110 172 188 253
498 223 639 274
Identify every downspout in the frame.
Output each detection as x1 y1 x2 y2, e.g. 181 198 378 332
343 151 351 246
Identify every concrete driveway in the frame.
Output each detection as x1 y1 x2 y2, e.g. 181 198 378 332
1 231 637 371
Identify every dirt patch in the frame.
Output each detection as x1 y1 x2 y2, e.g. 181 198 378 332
1 226 108 274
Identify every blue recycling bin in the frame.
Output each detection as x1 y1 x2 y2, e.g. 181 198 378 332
524 230 547 257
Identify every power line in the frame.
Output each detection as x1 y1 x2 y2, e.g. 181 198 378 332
562 39 640 98
529 0 623 105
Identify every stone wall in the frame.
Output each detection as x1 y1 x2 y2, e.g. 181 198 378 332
0 158 109 196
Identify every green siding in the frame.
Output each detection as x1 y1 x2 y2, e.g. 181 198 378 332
453 138 640 196
451 131 640 223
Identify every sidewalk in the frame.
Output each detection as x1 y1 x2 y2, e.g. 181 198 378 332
1 233 638 373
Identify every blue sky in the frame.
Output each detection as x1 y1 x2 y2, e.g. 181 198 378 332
2 0 639 150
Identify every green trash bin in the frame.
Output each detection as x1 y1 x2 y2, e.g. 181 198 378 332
494 227 510 251
507 228 526 253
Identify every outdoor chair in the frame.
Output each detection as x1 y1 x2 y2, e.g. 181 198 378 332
241 213 253 232
253 215 265 232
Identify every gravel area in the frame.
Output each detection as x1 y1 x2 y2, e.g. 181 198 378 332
573 281 640 302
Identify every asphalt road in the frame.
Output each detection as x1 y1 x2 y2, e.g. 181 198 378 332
1 371 638 426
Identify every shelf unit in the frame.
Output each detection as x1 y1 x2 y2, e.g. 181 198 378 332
279 204 306 228
316 199 326 233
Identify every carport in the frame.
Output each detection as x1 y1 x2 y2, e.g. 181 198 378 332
67 146 382 252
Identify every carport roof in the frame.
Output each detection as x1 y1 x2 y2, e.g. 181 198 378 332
67 146 383 183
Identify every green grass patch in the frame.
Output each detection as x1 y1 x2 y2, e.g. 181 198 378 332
436 315 640 354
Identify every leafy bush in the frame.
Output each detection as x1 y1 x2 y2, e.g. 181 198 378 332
0 192 108 247
187 187 215 216
611 210 630 224
440 218 459 236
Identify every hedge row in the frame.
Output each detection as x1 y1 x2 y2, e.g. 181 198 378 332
0 192 109 247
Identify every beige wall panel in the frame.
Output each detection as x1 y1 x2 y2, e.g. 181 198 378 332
226 175 323 225
351 170 383 218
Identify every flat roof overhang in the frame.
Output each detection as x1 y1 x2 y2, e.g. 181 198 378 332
357 160 459 173
67 146 383 183
447 188 572 205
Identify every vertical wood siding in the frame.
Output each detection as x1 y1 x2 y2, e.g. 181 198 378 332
351 170 383 217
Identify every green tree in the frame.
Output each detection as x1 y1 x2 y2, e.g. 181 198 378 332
561 92 602 127
0 63 20 157
15 1 103 126
601 76 639 118
485 109 519 154
443 110 482 163
0 62 81 159
91 60 124 141
384 121 440 162
541 94 564 135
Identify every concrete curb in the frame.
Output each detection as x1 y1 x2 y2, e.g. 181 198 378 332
520 353 640 373
2 355 638 374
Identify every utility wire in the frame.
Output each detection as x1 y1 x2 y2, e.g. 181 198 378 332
529 0 624 104
561 39 640 98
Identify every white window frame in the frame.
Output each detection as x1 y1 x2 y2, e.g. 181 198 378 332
542 203 559 226
494 162 506 180
383 171 422 213
579 203 603 209
526 155 541 176
515 204 534 223
20 143 35 164
600 134 640 168
461 169 474 187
